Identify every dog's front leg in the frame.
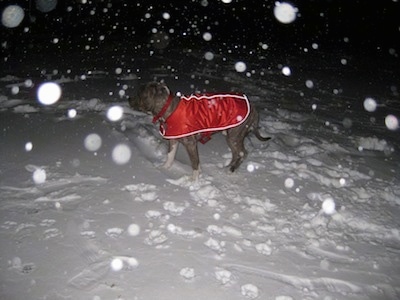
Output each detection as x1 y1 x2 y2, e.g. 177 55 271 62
163 140 178 169
181 137 200 181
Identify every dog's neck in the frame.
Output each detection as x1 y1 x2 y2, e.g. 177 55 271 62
152 93 180 123
152 93 174 124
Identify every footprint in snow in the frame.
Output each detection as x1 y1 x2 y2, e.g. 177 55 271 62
144 229 168 247
167 223 202 239
39 219 56 227
163 201 188 216
80 230 96 239
241 283 260 299
123 183 159 202
9 257 36 275
190 185 223 208
43 227 62 240
215 268 233 285
204 237 226 255
180 267 196 280
105 227 124 238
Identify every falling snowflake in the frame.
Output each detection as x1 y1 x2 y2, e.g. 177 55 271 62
284 178 294 189
235 61 247 73
322 198 336 215
204 51 214 61
110 258 123 271
162 12 170 20
203 32 212 41
107 105 124 122
2 5 25 28
274 2 298 24
385 115 399 130
363 97 377 112
25 142 33 152
112 144 132 165
281 66 291 76
37 82 62 105
84 133 102 152
33 169 47 184
68 109 77 118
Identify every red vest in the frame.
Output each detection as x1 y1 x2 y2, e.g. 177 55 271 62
159 93 250 143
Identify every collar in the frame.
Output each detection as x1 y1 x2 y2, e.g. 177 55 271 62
152 94 175 124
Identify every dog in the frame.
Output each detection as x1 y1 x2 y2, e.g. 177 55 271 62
129 82 270 180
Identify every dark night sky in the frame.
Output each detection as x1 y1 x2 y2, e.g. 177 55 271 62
2 0 400 58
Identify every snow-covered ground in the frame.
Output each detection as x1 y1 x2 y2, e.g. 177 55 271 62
1 47 400 300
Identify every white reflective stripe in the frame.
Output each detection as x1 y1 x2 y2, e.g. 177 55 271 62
181 93 248 101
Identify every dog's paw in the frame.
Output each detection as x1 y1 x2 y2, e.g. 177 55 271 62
191 169 200 182
228 165 236 173
161 162 172 170
153 161 171 170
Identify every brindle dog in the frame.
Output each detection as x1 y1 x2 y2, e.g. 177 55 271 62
129 82 270 180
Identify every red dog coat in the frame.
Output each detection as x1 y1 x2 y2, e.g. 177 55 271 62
159 93 250 143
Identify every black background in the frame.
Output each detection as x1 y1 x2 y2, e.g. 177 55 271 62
2 0 399 57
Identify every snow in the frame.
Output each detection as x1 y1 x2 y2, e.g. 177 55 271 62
37 82 62 105
235 62 247 73
1 5 24 28
84 133 102 152
32 168 47 185
321 198 336 215
24 141 33 152
204 51 215 61
111 144 132 165
203 32 213 42
241 283 259 299
1 44 400 300
68 108 77 118
281 66 291 76
35 0 57 14
364 97 378 112
305 80 314 89
180 267 196 280
385 114 399 130
284 177 295 189
273 2 298 24
107 105 124 122
162 12 171 20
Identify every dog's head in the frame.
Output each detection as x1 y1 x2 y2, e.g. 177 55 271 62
129 82 170 115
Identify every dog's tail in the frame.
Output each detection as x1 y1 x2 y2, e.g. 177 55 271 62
254 128 271 142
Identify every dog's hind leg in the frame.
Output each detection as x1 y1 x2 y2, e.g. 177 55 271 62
163 140 178 169
226 132 248 172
